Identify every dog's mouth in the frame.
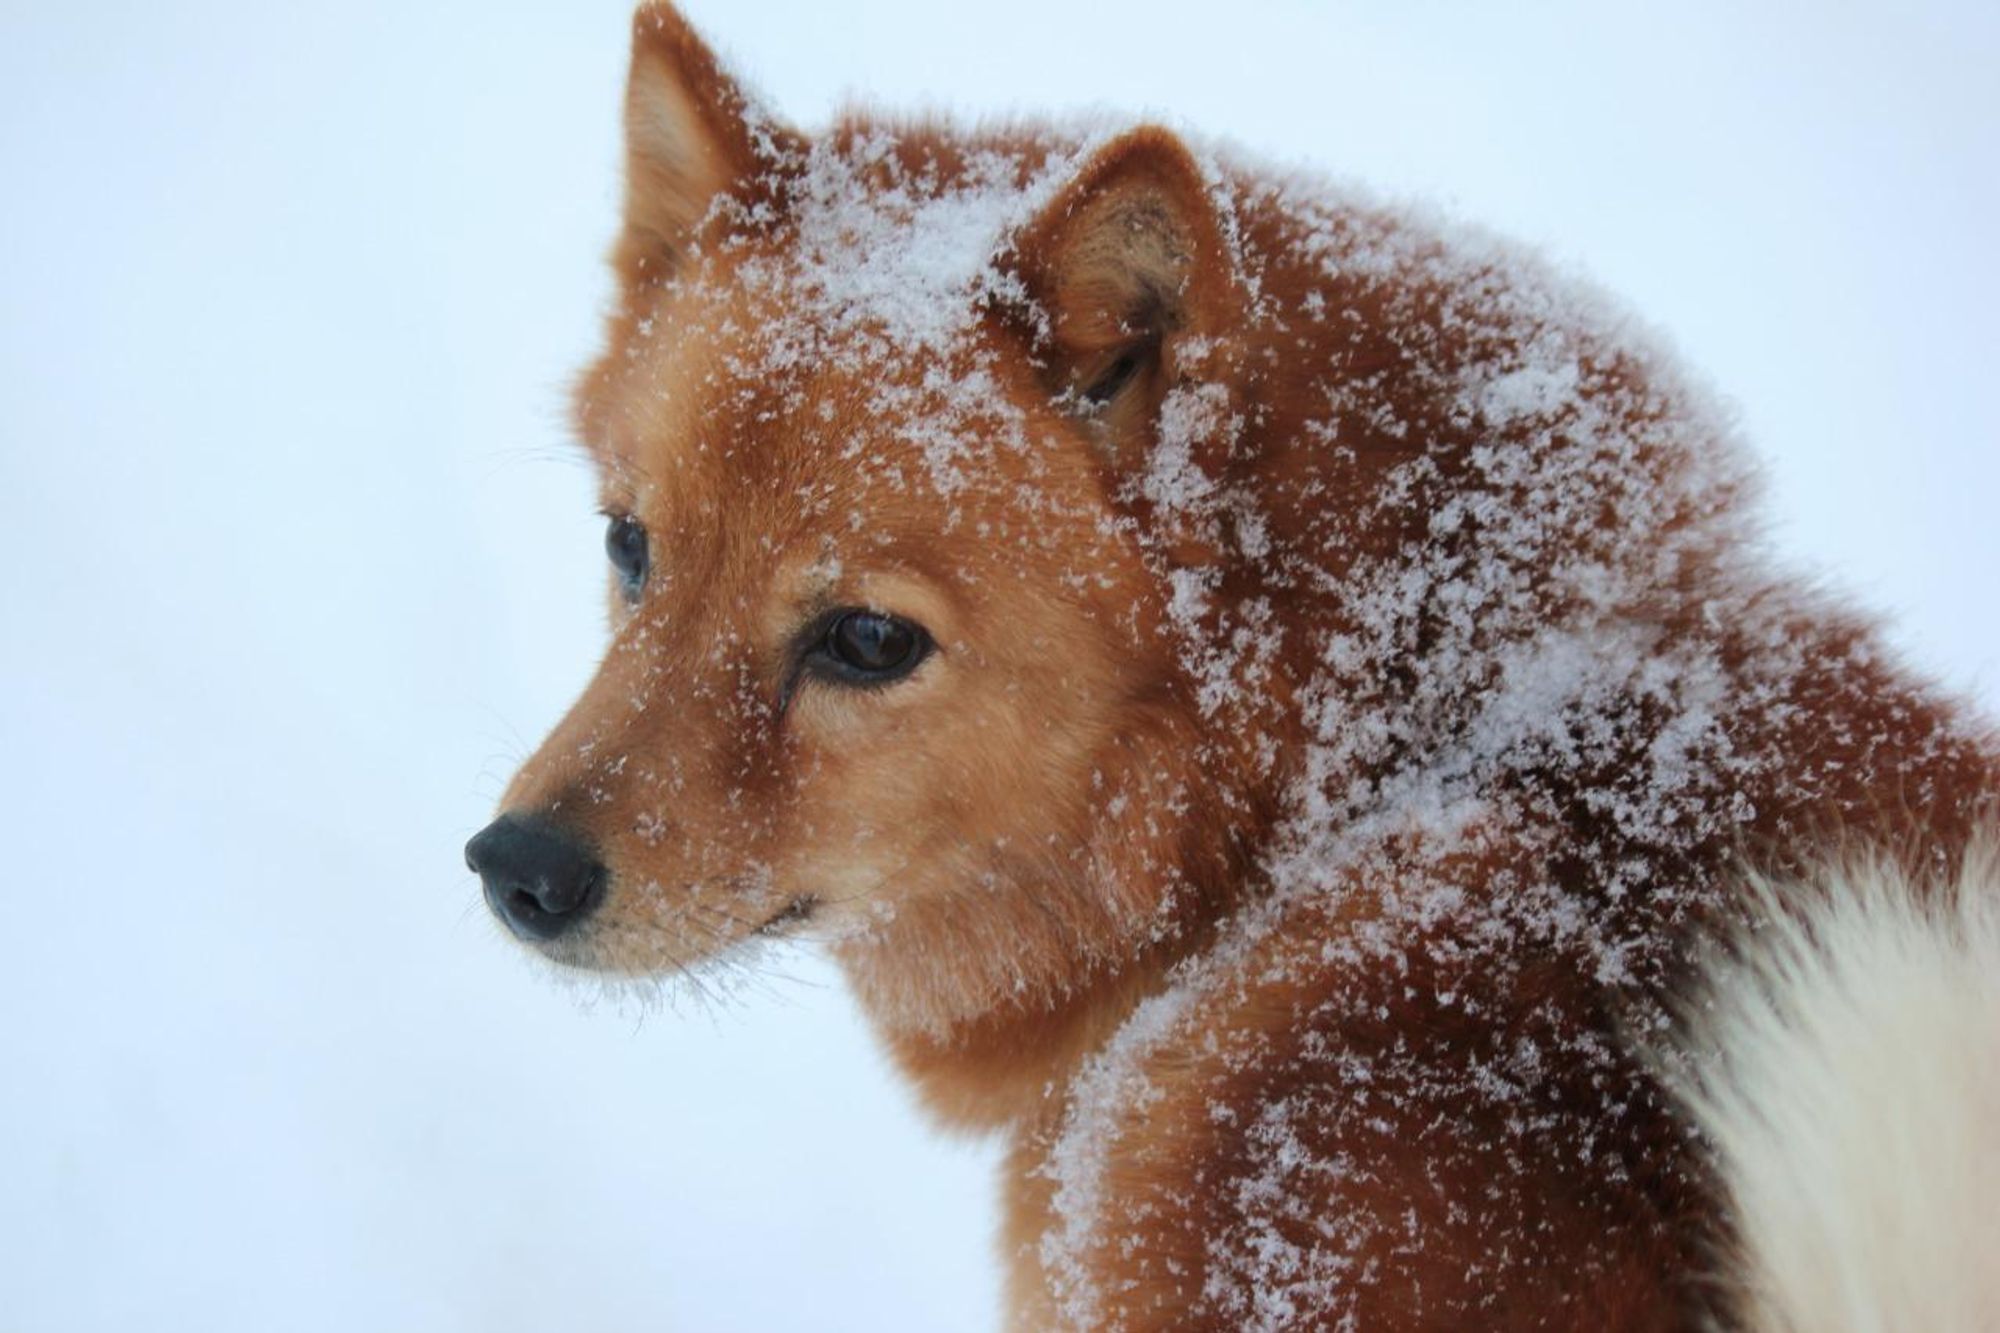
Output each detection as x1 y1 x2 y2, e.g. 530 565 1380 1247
528 888 825 978
754 894 820 937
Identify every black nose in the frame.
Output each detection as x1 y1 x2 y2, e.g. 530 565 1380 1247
465 814 606 942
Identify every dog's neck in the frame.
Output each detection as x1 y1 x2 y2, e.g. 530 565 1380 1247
837 925 1208 1132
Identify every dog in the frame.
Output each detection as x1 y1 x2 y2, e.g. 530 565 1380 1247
466 6 2000 1328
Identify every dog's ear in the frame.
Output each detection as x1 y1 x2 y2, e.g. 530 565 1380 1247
1002 127 1242 471
616 3 803 288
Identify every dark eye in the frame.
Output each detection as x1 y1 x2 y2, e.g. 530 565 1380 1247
817 610 929 684
605 515 648 599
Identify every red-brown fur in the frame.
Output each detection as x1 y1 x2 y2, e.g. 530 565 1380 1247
486 6 1999 1327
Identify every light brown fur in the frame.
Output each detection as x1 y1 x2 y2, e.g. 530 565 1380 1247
485 6 2000 1328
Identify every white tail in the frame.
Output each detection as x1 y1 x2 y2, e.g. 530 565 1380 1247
1670 842 2000 1332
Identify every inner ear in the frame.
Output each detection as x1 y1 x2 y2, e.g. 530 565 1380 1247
1073 282 1171 410
1080 347 1149 407
1002 127 1237 465
1071 332 1167 461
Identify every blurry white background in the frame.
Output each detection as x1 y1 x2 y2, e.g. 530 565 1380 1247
2 2 1995 1329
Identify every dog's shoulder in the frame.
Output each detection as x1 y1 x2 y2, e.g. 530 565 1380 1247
1020 820 1707 1329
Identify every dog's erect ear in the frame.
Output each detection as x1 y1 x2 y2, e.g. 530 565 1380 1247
616 3 804 288
1003 127 1242 468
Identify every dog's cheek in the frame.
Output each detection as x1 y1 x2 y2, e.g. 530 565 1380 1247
767 733 917 902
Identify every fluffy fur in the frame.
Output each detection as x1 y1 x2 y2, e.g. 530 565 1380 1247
477 5 2000 1327
1666 847 2000 1331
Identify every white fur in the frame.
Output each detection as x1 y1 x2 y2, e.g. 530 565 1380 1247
1669 842 2000 1332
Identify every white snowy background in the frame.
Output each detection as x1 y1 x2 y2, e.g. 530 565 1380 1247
2 1 1995 1329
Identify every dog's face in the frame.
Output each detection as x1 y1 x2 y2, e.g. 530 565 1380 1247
471 6 1254 1042
499 271 1159 1013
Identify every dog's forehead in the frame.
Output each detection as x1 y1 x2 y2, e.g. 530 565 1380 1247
601 276 997 494
580 309 1090 607
579 133 1123 559
599 298 1091 554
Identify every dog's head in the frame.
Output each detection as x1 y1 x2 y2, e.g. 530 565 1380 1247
470 4 1274 1063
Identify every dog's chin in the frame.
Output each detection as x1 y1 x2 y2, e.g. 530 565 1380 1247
514 931 605 972
508 891 825 979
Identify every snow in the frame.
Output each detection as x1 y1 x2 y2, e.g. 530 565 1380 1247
755 134 1082 354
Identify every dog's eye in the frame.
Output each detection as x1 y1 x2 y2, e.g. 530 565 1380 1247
605 515 649 598
780 608 933 711
820 610 928 683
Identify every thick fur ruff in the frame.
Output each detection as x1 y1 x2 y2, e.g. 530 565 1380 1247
1670 847 2000 1332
